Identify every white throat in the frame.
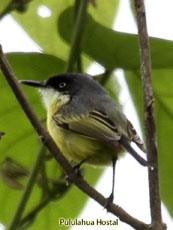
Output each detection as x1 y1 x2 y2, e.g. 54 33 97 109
38 88 70 111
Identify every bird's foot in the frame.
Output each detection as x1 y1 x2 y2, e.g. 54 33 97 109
73 162 83 176
65 161 84 185
104 193 114 209
73 159 86 175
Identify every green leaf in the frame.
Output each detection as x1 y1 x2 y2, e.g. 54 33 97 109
6 52 66 80
12 0 119 61
58 7 173 70
0 52 64 224
88 0 119 27
125 69 173 217
0 73 43 226
0 0 11 14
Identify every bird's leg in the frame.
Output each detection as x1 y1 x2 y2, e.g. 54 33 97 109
104 157 117 209
73 159 86 175
65 159 86 185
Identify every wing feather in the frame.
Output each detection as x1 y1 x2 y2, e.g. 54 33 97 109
53 110 121 144
127 120 146 152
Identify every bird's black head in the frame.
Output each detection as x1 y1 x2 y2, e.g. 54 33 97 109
20 73 109 112
45 73 87 96
21 73 106 97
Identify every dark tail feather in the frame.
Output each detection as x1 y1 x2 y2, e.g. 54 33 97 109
120 136 149 167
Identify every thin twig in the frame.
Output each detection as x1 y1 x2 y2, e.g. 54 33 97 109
74 0 83 73
39 157 51 198
99 70 112 86
65 0 89 72
0 45 150 230
19 180 70 228
6 144 45 230
134 1 166 229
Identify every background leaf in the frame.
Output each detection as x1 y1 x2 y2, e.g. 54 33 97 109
0 0 11 13
0 52 63 226
58 7 173 70
12 0 119 63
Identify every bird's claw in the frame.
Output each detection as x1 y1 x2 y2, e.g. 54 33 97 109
104 193 114 209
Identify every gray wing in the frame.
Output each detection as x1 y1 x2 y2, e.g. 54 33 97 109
53 109 122 146
57 93 145 152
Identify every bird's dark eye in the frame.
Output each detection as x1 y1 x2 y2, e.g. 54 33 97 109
59 82 67 88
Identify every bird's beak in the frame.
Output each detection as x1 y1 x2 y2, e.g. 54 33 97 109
19 80 46 88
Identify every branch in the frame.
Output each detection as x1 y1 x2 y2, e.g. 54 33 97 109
65 0 89 72
134 1 166 229
0 45 149 230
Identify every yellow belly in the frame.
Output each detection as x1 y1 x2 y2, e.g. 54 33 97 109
47 116 124 166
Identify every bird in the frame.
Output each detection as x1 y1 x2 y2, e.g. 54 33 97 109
20 73 149 207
